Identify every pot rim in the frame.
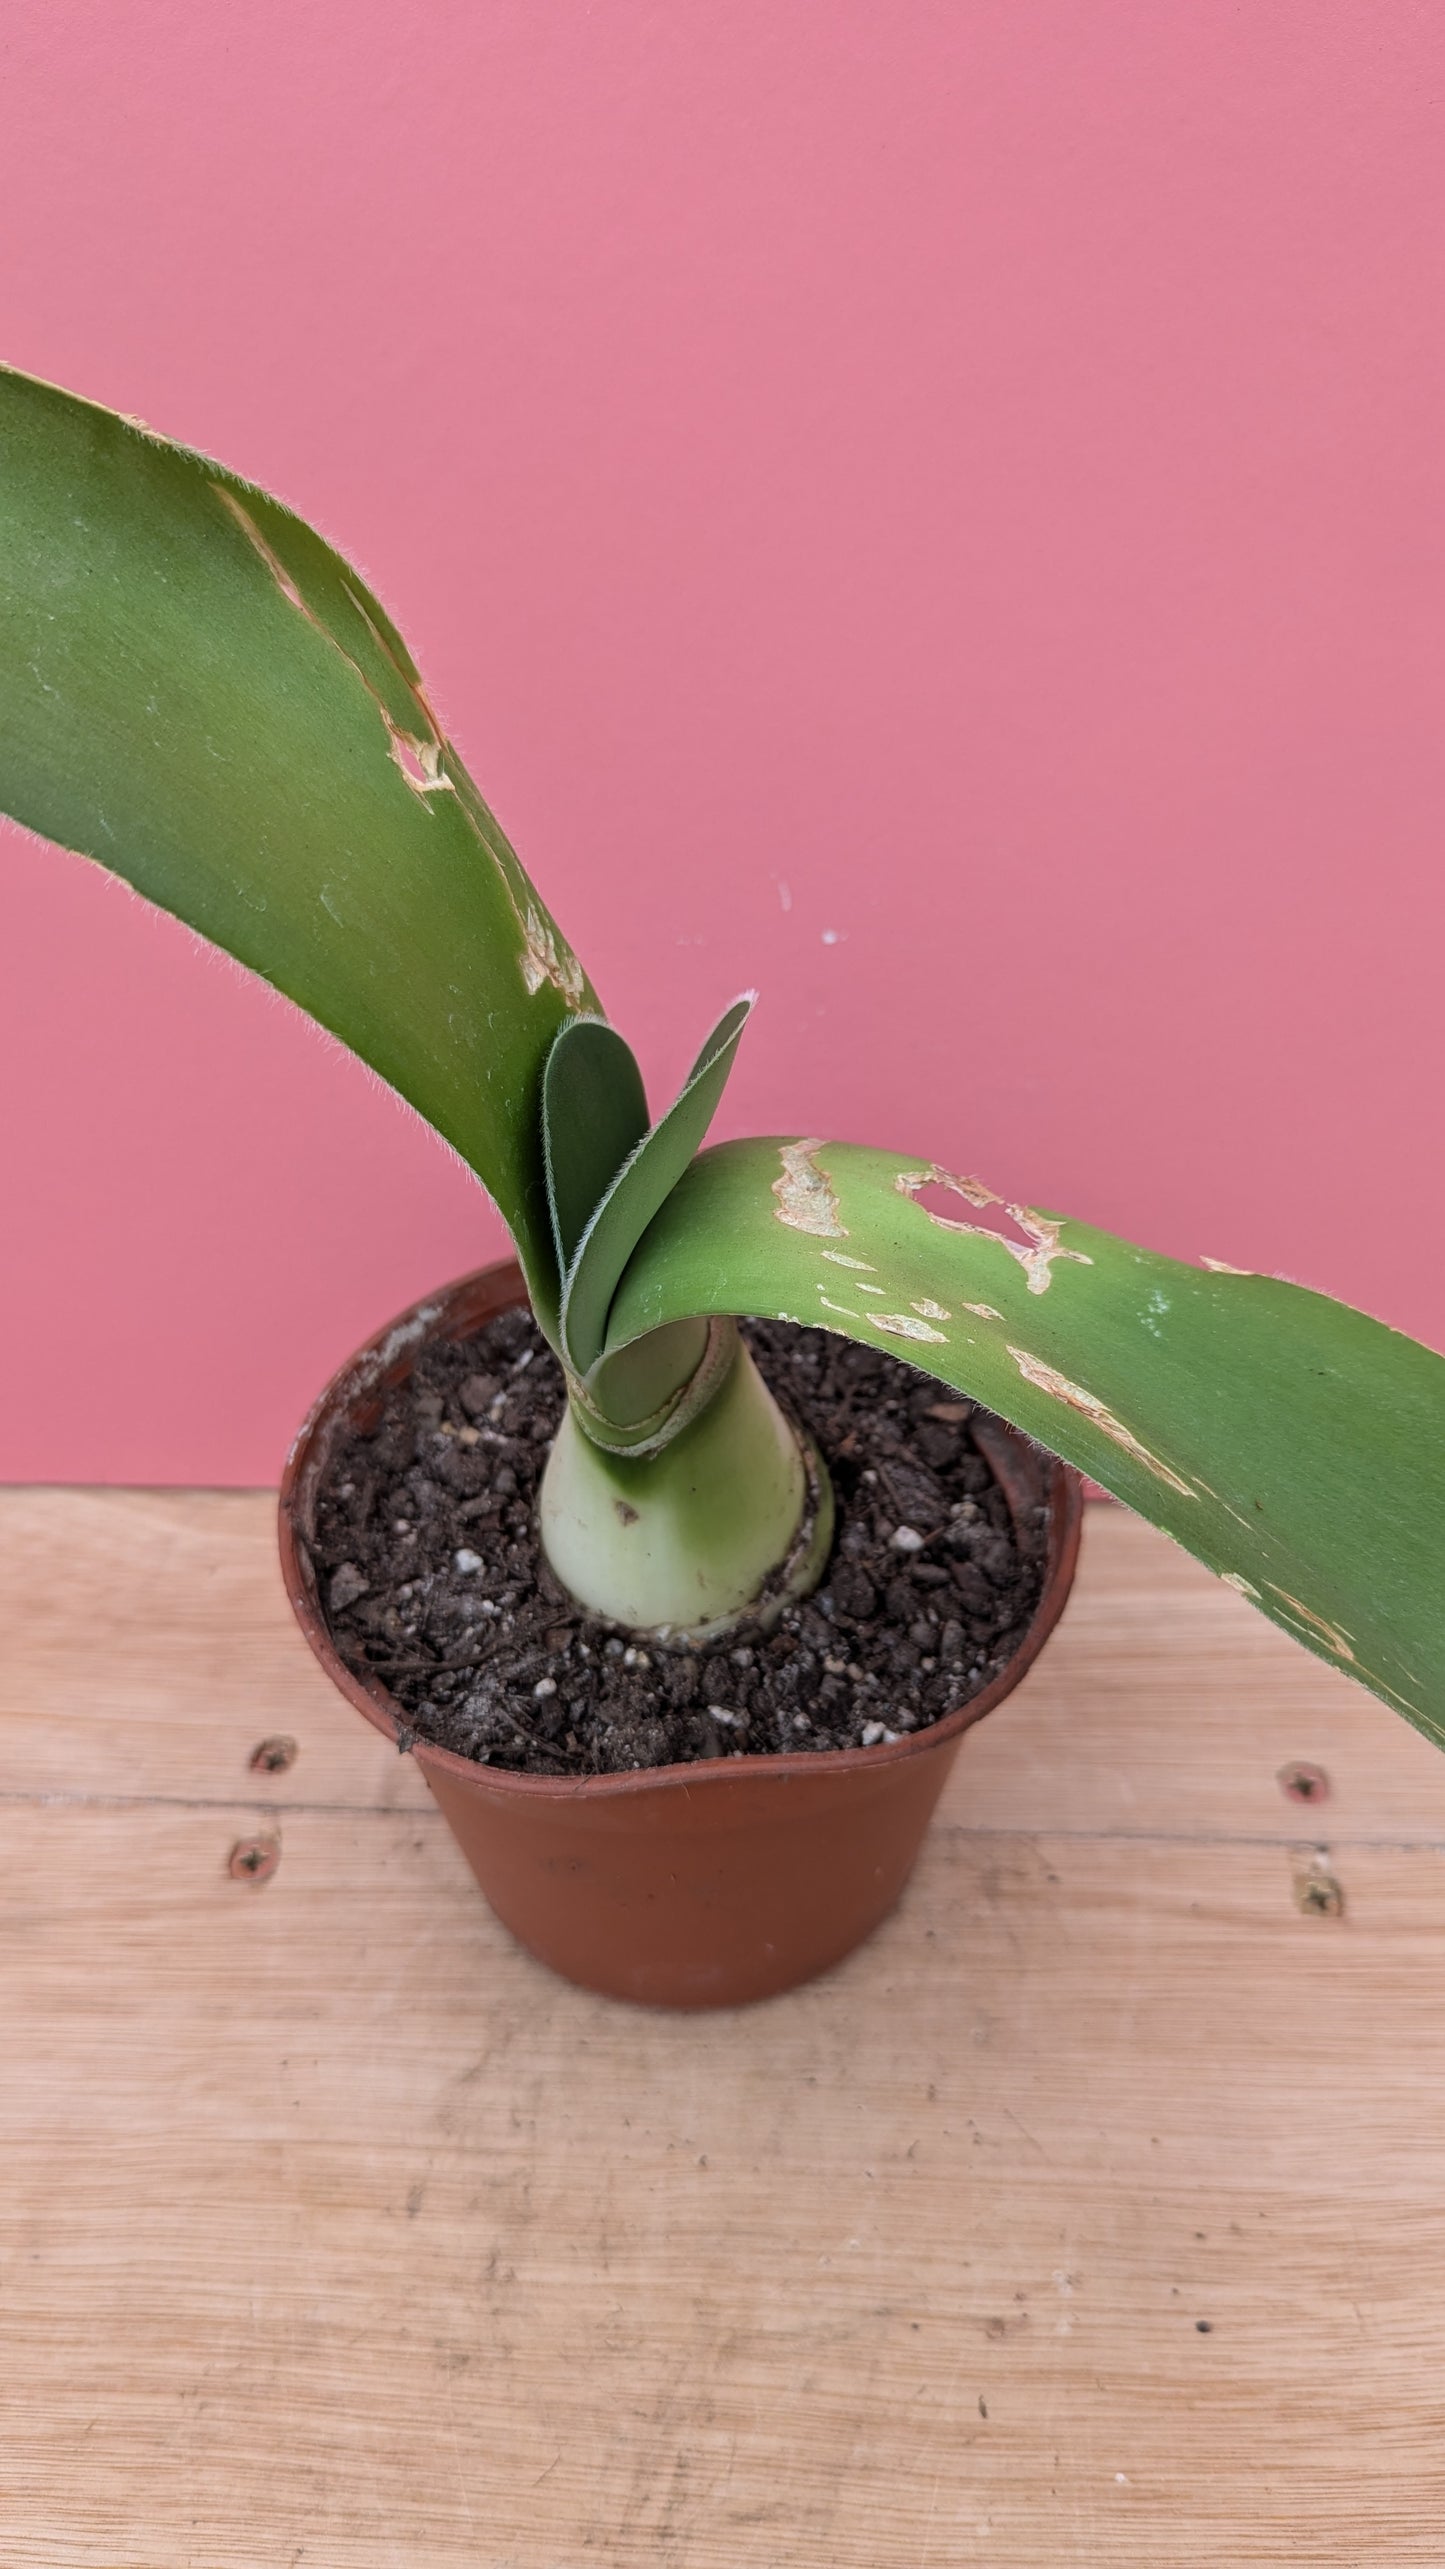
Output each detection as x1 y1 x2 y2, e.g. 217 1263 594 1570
278 1260 1084 1804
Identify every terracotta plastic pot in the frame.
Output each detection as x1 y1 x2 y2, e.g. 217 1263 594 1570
279 1262 1082 2009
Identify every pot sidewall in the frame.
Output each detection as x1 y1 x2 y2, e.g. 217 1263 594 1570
279 1262 1083 2006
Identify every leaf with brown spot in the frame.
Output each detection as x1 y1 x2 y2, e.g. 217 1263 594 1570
0 363 594 1319
604 1137 1445 1750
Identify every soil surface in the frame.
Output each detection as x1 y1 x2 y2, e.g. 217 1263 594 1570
312 1309 1049 1776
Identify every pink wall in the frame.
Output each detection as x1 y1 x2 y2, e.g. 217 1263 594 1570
2 2 1443 1484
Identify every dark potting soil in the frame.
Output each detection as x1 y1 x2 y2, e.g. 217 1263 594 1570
311 1308 1049 1777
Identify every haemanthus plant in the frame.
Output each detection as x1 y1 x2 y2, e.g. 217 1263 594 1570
2 363 1442 1743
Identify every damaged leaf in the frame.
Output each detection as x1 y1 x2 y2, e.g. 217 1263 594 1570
773 1138 848 1238
6 359 1444 1759
895 1165 1093 1293
0 363 594 1310
604 1137 1445 1749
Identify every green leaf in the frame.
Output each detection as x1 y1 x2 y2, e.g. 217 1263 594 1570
542 1016 650 1328
606 1137 1445 1747
0 363 596 1307
560 996 754 1376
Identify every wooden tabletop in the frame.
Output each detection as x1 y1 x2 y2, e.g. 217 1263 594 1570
3 1489 1445 2567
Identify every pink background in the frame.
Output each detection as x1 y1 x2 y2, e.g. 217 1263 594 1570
2 2 1442 1484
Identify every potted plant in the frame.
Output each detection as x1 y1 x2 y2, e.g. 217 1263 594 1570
1 363 1440 2006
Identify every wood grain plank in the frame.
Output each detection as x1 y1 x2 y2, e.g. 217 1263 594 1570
3 1490 1443 1844
4 1797 1445 2564
0 1486 431 1813
5 1486 1445 2562
962 1506 1445 1846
